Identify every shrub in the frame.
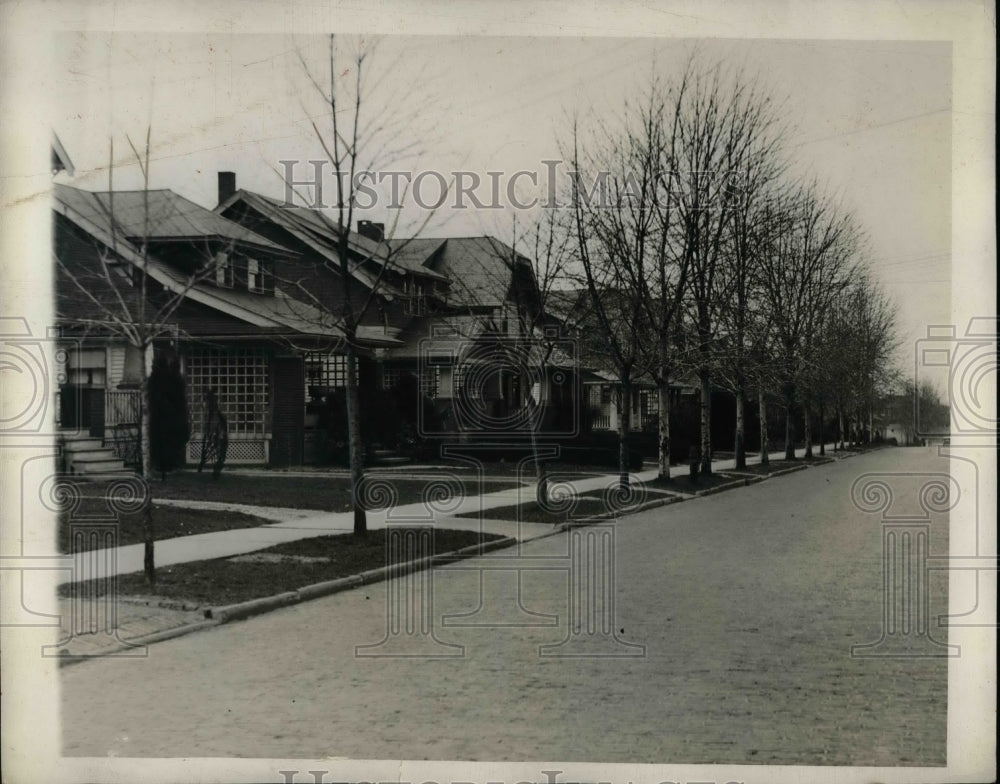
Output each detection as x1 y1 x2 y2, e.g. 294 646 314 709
149 350 190 476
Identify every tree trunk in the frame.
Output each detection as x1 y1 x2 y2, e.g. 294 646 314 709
527 382 549 506
818 400 826 456
783 382 795 460
139 347 155 587
617 377 631 491
803 399 813 459
699 368 712 475
344 345 367 536
734 383 746 470
758 387 769 467
657 378 671 480
656 335 672 480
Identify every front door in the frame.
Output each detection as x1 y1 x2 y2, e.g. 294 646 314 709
60 385 105 437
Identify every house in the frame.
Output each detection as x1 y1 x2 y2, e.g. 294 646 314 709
546 288 698 435
53 181 400 471
216 175 580 443
57 155 680 471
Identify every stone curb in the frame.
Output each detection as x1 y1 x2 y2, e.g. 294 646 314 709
62 448 873 658
58 619 220 667
764 464 810 478
204 535 519 625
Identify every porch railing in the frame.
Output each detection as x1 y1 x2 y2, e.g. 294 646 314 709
591 411 612 431
105 389 141 467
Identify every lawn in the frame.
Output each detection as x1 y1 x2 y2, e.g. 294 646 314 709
59 528 505 606
640 471 747 494
58 502 273 553
91 472 522 512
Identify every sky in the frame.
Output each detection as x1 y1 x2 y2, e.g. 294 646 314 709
53 33 952 375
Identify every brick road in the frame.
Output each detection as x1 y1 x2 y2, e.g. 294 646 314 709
60 447 951 764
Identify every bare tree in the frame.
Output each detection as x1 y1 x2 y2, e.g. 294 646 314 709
755 183 860 460
618 74 692 481
821 270 899 445
713 114 788 469
293 35 446 535
493 210 577 504
568 117 656 490
55 132 221 586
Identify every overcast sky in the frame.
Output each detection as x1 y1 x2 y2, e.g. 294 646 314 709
54 33 951 373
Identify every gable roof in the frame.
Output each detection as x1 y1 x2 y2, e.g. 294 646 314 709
217 190 449 288
55 185 291 255
425 236 530 309
53 185 399 347
52 133 74 176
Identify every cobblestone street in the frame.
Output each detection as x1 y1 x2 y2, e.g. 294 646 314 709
60 448 951 764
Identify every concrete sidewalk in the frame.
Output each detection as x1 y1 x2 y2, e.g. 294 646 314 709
54 442 852 659
60 442 843 582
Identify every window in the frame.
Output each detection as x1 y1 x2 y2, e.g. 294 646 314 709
404 277 427 315
243 256 273 294
186 347 269 436
452 364 482 400
247 258 260 292
215 252 233 288
420 366 440 399
382 367 401 389
304 353 358 402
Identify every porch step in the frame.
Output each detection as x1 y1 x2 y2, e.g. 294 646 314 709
373 456 410 466
71 469 137 481
59 429 131 476
369 448 411 467
71 456 129 474
62 438 105 452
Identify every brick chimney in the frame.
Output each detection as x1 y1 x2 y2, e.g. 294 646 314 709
357 219 385 242
218 171 237 206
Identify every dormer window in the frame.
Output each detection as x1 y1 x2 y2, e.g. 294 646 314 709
247 258 260 291
215 252 233 288
245 257 273 294
404 276 427 315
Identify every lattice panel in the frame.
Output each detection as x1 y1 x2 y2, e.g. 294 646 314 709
187 439 267 465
